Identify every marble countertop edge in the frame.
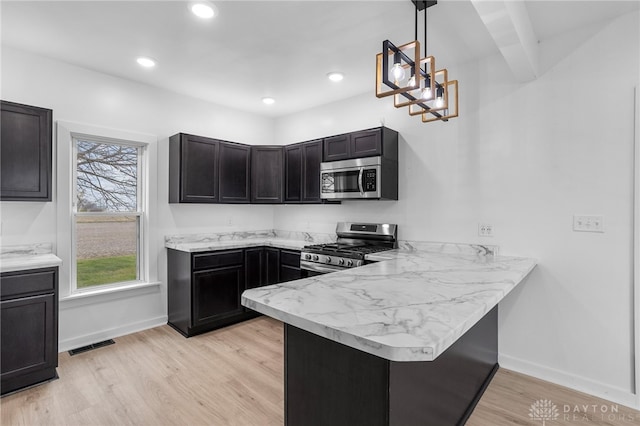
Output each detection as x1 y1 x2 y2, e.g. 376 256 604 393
0 253 63 273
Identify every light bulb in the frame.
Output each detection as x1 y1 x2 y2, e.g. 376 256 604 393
421 86 432 100
435 87 444 108
391 62 405 82
407 75 416 88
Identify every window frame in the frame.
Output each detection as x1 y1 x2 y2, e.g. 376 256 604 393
56 121 158 302
71 135 147 292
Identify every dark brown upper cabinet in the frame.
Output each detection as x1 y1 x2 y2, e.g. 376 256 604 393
169 126 397 204
322 127 398 162
219 142 251 204
284 144 302 202
251 146 283 204
285 139 323 204
301 140 322 203
0 101 52 201
169 134 250 204
323 133 351 162
169 133 219 203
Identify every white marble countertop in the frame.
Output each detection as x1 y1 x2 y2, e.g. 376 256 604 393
165 229 336 253
165 230 533 362
0 243 63 273
242 247 536 362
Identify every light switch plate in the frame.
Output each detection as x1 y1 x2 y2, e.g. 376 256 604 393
573 215 604 233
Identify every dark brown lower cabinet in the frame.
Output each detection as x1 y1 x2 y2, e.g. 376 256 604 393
192 267 244 327
285 307 498 426
265 248 280 285
168 247 300 337
1 267 58 395
245 247 266 290
280 249 302 282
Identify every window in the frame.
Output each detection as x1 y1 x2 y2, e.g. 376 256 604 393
72 137 146 291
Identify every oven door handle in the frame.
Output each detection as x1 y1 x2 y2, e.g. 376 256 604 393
358 167 364 195
300 261 345 274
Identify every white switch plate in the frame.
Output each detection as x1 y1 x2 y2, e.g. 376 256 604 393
478 223 494 237
573 215 604 233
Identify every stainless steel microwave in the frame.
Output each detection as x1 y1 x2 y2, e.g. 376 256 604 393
320 156 398 200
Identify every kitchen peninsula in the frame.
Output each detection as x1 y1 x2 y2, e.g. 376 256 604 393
242 242 536 425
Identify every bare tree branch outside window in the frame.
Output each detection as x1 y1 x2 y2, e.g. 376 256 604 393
76 141 138 212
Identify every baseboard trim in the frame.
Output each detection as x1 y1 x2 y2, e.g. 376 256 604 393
58 315 168 353
499 353 638 410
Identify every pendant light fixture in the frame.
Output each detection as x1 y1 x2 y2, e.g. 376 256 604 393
375 0 458 123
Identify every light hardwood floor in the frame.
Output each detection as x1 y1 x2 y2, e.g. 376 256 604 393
1 317 638 425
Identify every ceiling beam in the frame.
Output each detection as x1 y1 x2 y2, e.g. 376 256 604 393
470 0 539 82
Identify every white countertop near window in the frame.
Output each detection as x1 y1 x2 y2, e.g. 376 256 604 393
0 243 62 273
242 245 536 362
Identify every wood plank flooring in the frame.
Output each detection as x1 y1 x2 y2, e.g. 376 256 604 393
1 317 638 425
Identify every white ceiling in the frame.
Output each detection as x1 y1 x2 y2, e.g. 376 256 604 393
2 1 638 117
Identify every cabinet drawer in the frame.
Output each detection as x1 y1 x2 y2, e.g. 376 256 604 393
1 268 56 300
280 250 301 267
193 250 244 271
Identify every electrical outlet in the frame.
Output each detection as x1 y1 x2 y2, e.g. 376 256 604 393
573 215 604 233
478 223 494 237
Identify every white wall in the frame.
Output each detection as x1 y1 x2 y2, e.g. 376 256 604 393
273 11 640 407
0 46 275 349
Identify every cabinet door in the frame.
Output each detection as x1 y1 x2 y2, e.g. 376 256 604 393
192 266 244 327
245 247 265 289
251 146 283 204
280 249 301 283
350 129 382 158
323 134 350 162
170 134 219 203
219 142 250 203
280 265 301 283
284 144 302 203
265 248 280 285
302 140 322 203
1 294 56 380
0 101 52 201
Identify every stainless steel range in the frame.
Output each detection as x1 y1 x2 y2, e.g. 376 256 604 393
300 222 398 275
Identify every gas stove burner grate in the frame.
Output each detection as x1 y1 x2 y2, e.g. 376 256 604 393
301 222 398 274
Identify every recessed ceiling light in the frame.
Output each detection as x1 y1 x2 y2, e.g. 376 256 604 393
191 3 216 19
327 72 344 82
262 97 275 105
136 57 156 68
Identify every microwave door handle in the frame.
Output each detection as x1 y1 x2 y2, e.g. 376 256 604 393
358 168 364 195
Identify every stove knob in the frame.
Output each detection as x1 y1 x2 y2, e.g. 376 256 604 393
347 260 353 267
326 257 332 263
313 255 319 261
305 254 311 260
338 259 345 266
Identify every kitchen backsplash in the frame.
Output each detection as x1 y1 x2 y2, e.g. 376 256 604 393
0 242 54 258
165 229 336 246
397 240 498 257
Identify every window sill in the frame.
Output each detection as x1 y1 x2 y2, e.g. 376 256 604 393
60 281 161 309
